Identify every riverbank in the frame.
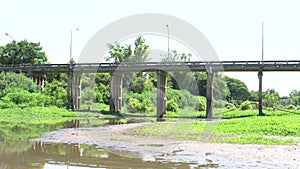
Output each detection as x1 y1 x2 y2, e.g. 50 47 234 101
34 122 300 169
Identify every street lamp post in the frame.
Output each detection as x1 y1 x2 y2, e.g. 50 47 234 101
5 33 15 41
166 24 170 61
258 22 264 116
70 28 79 63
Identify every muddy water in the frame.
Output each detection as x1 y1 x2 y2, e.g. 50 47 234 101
0 118 218 169
0 142 195 169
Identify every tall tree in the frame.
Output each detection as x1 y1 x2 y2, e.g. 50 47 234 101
105 35 149 63
288 90 300 106
225 76 250 104
0 40 48 64
263 89 280 108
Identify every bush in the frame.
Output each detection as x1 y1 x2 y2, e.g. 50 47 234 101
0 88 51 108
240 100 253 110
167 99 179 112
213 100 227 108
226 102 236 110
194 96 206 111
286 104 296 110
128 98 153 113
0 72 39 98
180 90 198 108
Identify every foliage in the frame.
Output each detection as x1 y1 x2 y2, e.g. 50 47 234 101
127 98 152 113
288 90 300 106
44 74 67 108
134 113 300 145
286 104 296 110
0 72 39 97
240 100 253 110
0 40 48 64
81 87 95 105
194 96 206 111
263 89 280 108
129 75 151 94
94 73 110 104
167 99 179 113
162 50 191 62
226 102 236 110
0 88 51 108
105 36 149 63
225 76 250 104
248 90 258 102
213 99 227 108
0 106 75 117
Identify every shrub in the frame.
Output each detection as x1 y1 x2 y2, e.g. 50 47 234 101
240 100 252 110
167 99 179 112
0 88 51 108
213 100 227 108
194 96 206 111
226 102 236 110
286 104 296 110
128 98 153 113
0 72 39 98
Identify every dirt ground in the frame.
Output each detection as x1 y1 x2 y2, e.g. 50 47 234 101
34 122 300 169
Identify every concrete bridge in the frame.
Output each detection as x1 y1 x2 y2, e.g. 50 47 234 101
1 60 300 119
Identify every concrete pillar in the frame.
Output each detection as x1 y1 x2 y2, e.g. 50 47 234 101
73 72 82 110
32 73 46 93
206 71 214 119
110 72 123 112
67 71 73 110
67 71 82 110
258 67 264 116
157 70 167 121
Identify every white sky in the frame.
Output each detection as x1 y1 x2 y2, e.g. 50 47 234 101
1 0 300 96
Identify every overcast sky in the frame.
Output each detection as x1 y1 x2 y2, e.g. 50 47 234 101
1 0 300 96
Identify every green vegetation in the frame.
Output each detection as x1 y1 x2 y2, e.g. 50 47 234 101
0 40 48 64
134 109 300 145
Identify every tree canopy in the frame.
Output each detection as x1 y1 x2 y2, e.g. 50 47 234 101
105 36 149 63
0 40 48 65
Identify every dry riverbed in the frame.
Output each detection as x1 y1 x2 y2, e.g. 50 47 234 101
34 122 300 169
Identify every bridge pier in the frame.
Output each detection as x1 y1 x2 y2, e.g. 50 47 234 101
32 73 46 93
67 71 82 110
157 70 167 121
206 71 214 118
109 72 123 112
258 66 264 116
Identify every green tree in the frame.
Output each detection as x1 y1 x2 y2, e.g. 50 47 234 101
0 40 48 64
162 50 191 62
225 76 250 104
0 72 39 98
105 35 149 63
263 89 280 108
288 90 300 106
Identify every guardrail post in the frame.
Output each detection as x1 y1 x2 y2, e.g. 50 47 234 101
157 70 167 121
109 71 123 112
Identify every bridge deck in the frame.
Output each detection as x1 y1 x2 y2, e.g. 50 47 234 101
1 60 300 73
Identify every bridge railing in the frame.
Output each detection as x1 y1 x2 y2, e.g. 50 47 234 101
1 60 300 72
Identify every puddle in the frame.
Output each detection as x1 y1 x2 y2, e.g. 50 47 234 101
0 142 194 169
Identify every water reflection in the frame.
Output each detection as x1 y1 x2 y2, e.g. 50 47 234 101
0 142 192 169
0 118 201 169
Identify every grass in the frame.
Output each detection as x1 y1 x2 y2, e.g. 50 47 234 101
133 109 300 145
